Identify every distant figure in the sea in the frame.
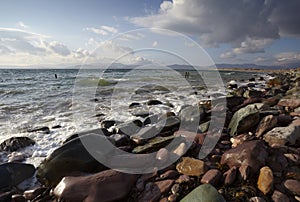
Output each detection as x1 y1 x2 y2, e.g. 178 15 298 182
55 74 57 79
185 71 190 79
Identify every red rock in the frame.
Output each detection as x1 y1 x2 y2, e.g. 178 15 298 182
138 182 161 202
239 165 251 181
160 170 179 180
220 140 268 173
283 179 300 195
284 153 300 165
53 170 137 202
278 99 300 109
155 180 174 194
200 169 222 186
272 190 290 202
223 166 237 185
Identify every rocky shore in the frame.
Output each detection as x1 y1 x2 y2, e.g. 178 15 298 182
1 69 300 202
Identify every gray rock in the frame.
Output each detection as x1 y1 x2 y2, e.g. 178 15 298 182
180 184 226 202
116 120 143 135
37 134 109 186
132 136 174 154
283 179 300 196
0 137 35 152
228 103 265 136
0 162 35 190
263 125 300 147
256 115 277 138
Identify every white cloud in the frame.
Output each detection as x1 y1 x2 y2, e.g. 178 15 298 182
220 51 236 59
152 40 158 47
130 0 300 54
117 33 145 41
85 25 118 36
16 21 29 29
48 41 71 56
275 52 300 63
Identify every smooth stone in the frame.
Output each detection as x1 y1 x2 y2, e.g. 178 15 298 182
37 134 109 186
278 98 300 109
27 126 50 133
116 120 143 135
257 166 274 195
131 126 159 144
221 140 268 173
176 157 207 176
198 121 210 133
23 187 48 200
138 182 161 202
156 148 169 163
266 150 288 173
54 169 137 202
256 115 278 138
264 125 300 147
228 103 264 136
110 134 129 147
283 179 300 195
168 194 177 202
101 120 116 129
276 115 293 126
180 184 226 202
11 194 26 202
63 128 111 143
171 184 181 194
147 100 163 105
160 170 179 180
129 102 142 108
176 175 191 184
156 116 181 133
8 152 26 162
284 153 300 165
0 137 35 152
0 162 35 190
179 105 205 129
172 142 187 157
272 190 290 202
200 169 222 186
223 166 237 185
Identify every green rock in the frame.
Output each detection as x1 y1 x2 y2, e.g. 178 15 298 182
132 136 174 154
199 121 210 133
228 103 266 136
180 184 226 202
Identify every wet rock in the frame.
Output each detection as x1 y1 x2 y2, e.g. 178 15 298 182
179 106 204 129
176 175 191 184
129 102 142 108
156 116 181 134
54 169 137 202
155 180 174 194
132 136 174 154
249 197 266 202
200 169 222 186
256 115 278 138
7 152 26 162
272 190 290 202
23 187 48 200
230 133 254 147
257 166 274 195
64 128 111 143
228 103 264 136
0 162 35 190
198 121 210 133
283 179 300 196
37 134 109 186
27 126 50 134
243 89 264 98
110 134 129 147
224 96 245 111
11 194 26 202
101 120 116 129
173 142 187 157
116 120 143 135
160 170 179 180
223 166 237 185
263 125 300 147
221 140 268 173
147 100 163 105
0 137 35 152
276 115 293 126
180 184 226 202
130 109 150 118
278 98 300 109
284 153 300 165
176 157 207 176
168 194 177 202
171 184 181 195
131 126 159 144
266 150 288 173
144 114 160 125
138 182 161 202
156 148 169 163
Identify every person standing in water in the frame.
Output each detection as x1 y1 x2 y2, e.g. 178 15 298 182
55 74 57 79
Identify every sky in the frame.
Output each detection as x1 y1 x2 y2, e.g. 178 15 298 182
1 0 300 67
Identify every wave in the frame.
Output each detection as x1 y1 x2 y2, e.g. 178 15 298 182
77 78 117 86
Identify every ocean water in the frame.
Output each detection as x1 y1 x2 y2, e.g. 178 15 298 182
0 68 268 166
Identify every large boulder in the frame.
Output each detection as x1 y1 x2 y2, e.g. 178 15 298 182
228 103 265 136
0 162 35 190
220 140 268 173
37 134 109 186
180 184 225 202
54 169 137 202
263 125 300 147
0 137 35 152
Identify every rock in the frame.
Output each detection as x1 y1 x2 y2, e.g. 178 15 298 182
173 142 187 157
64 128 111 143
138 182 161 202
160 170 179 180
266 150 288 173
11 194 26 202
180 184 226 202
198 121 210 133
156 148 169 163
116 120 143 135
7 152 26 162
110 134 129 147
228 103 264 136
223 166 237 185
176 157 207 176
0 162 35 190
256 115 278 138
132 136 174 154
263 125 300 147
278 98 300 109
230 133 254 147
249 197 266 202
156 116 181 134
144 114 160 125
155 180 174 194
284 153 300 165
220 140 268 173
243 89 264 98
54 169 137 202
200 169 222 186
276 115 293 126
27 126 50 133
171 184 181 194
0 137 35 152
101 120 116 129
239 164 251 181
179 106 204 129
272 190 290 202
0 191 15 202
257 166 274 195
267 77 283 87
147 100 163 105
37 134 109 186
23 187 48 200
131 126 159 144
283 179 300 196
129 102 142 108
130 109 150 118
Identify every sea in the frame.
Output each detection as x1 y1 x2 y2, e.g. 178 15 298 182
0 68 270 166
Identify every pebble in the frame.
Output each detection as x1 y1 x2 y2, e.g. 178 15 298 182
176 157 207 176
200 169 222 186
257 166 274 195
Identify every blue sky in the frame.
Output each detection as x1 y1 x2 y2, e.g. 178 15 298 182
0 0 300 67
